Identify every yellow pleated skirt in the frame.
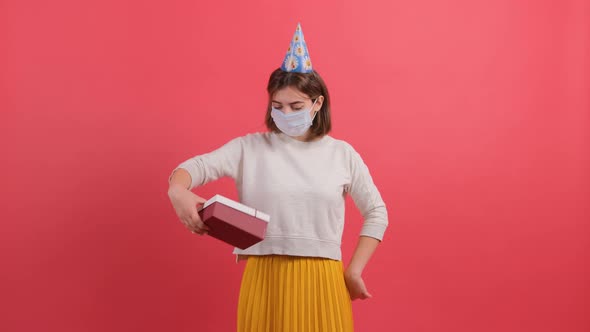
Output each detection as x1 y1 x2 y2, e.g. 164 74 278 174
237 255 354 332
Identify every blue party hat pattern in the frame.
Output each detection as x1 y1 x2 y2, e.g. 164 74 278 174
280 23 313 73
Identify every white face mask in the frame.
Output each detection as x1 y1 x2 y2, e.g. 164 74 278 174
271 99 319 137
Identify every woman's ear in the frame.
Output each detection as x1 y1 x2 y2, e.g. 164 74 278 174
314 95 324 112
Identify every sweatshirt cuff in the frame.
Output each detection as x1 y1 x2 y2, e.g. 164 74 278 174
359 222 387 241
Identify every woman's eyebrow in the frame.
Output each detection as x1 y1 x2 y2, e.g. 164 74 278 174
271 100 305 105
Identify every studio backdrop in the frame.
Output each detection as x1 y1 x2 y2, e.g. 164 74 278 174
1 0 588 331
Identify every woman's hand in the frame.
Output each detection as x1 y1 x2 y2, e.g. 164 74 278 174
344 270 372 301
167 184 209 235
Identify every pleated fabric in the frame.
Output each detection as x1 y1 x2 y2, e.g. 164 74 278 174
237 255 354 332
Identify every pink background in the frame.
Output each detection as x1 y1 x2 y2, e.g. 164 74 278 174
1 0 589 331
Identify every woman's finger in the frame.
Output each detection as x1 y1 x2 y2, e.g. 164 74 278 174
190 213 209 231
192 229 208 235
181 215 195 229
360 291 372 300
181 217 202 235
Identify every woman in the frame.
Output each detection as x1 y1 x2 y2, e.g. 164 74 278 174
167 23 388 331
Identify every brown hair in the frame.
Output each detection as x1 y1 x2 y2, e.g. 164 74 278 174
265 68 331 141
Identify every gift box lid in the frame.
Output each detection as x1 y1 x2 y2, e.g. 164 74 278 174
202 194 270 222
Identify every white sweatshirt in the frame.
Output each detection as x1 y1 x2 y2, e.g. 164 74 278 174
172 132 388 261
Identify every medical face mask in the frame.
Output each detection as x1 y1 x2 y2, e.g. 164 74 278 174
271 99 319 137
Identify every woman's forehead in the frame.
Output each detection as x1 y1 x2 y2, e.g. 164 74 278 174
272 86 310 102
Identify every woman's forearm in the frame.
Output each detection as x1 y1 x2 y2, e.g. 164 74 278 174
346 236 380 277
168 168 192 192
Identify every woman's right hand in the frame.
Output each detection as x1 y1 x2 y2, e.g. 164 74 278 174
167 184 210 235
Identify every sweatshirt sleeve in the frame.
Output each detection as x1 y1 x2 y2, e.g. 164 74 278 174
169 137 244 190
345 147 389 241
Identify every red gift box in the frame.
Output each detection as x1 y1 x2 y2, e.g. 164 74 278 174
197 195 269 250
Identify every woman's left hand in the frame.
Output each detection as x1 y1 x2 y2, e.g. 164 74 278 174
344 270 372 301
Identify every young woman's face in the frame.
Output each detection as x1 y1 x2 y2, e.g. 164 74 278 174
271 86 323 115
